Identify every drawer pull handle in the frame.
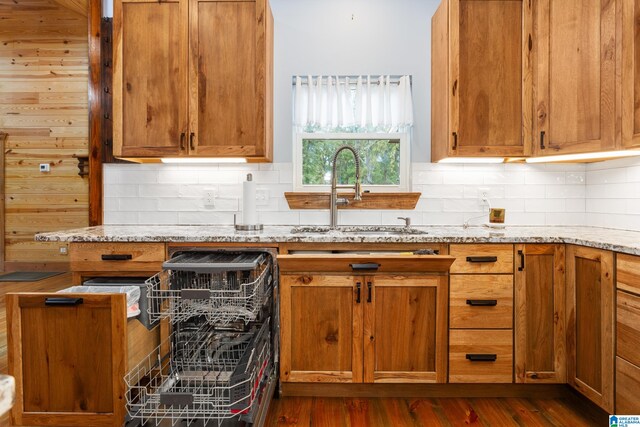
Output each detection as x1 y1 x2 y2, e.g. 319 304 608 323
101 254 133 261
518 250 525 271
355 282 361 304
466 354 497 362
466 256 498 263
367 282 372 303
350 263 380 271
45 297 83 306
466 299 497 307
160 392 194 406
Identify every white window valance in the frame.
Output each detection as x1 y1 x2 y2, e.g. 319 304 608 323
293 75 414 133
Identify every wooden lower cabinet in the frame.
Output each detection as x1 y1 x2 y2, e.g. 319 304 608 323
616 253 640 414
364 275 448 383
514 244 566 383
279 254 453 385
566 245 614 413
449 329 513 383
7 293 159 426
280 274 362 383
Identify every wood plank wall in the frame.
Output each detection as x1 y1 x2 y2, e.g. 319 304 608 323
0 0 89 269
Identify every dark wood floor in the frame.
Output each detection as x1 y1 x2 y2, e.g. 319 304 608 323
265 396 602 426
0 274 605 427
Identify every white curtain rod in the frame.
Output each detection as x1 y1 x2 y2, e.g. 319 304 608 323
292 75 411 86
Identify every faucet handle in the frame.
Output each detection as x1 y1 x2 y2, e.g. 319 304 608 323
397 216 411 227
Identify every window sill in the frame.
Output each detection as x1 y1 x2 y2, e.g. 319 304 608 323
284 192 421 210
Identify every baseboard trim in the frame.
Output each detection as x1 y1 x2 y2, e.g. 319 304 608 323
280 383 571 399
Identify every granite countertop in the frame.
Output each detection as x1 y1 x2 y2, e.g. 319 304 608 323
36 225 640 256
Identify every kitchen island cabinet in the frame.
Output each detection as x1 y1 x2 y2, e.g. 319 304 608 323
7 293 159 427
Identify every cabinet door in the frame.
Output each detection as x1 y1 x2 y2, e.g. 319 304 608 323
8 293 127 426
113 0 188 157
363 275 448 383
280 275 363 383
189 0 271 159
448 0 532 158
534 0 617 156
622 0 640 148
566 245 614 412
514 244 566 383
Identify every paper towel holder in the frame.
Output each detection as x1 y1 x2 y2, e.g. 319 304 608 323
234 214 264 232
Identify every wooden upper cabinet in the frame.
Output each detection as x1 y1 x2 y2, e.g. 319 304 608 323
533 0 617 156
113 0 188 157
622 0 640 148
514 244 566 384
189 0 272 160
566 245 614 413
113 0 273 161
431 0 532 161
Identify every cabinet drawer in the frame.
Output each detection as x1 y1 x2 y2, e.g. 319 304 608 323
70 242 165 272
616 357 640 414
617 290 640 367
450 275 513 329
618 253 640 296
449 329 513 383
449 244 514 274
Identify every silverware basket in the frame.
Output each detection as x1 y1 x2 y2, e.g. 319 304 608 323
125 320 271 426
146 252 271 325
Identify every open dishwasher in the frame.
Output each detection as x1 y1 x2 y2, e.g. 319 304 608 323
125 248 278 427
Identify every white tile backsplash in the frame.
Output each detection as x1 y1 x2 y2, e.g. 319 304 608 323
103 158 640 231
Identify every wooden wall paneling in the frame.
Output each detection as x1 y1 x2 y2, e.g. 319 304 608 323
89 0 103 226
0 0 90 266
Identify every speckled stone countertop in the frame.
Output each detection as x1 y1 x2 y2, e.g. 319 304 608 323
36 225 640 256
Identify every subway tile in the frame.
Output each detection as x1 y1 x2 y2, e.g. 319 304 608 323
525 199 565 213
119 198 158 212
586 198 627 214
104 211 138 224
524 171 566 185
104 184 138 198
545 212 586 226
505 185 545 199
545 185 585 199
158 169 198 184
586 168 628 185
259 211 300 225
423 212 464 225
443 199 483 213
178 211 236 225
566 172 586 185
139 184 181 198
138 212 179 225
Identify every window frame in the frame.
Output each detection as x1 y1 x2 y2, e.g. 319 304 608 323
293 131 411 192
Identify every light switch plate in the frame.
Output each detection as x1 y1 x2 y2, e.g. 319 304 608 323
40 163 50 173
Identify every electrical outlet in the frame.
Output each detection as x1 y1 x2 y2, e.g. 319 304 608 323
40 163 50 173
203 188 217 207
59 246 68 255
256 189 269 206
478 187 490 207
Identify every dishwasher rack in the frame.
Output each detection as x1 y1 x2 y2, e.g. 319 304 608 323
146 252 272 326
126 320 271 426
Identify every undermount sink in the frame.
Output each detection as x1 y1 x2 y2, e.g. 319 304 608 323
290 226 428 235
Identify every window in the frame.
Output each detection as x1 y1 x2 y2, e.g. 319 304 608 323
294 132 410 191
292 75 413 192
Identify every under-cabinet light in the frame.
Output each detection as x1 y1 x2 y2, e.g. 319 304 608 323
438 157 505 164
525 150 640 163
161 158 248 164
